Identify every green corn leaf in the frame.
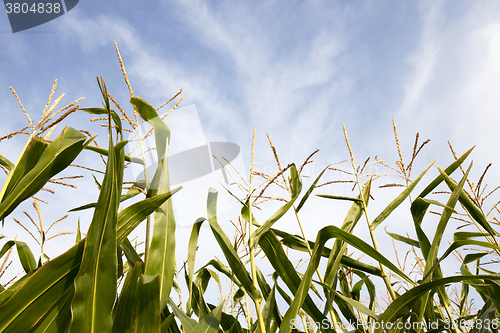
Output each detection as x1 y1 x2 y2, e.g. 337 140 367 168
168 299 197 333
70 79 124 333
374 274 500 333
295 165 329 213
112 262 144 333
385 230 420 248
206 304 245 333
188 218 206 301
0 137 47 204
69 178 141 212
250 194 298 245
417 147 474 199
423 239 500 281
351 271 377 311
277 229 382 276
0 240 85 331
75 218 81 243
120 237 143 267
27 284 74 333
191 303 223 333
84 145 143 164
116 187 181 245
439 166 497 237
0 154 14 171
113 263 161 333
324 177 372 287
136 275 161 333
0 272 33 307
0 240 37 273
206 188 261 302
313 279 378 320
191 269 213 318
0 240 16 258
257 284 278 333
454 232 491 240
316 195 362 202
290 164 302 198
131 96 177 311
463 253 488 266
160 313 175 332
0 127 89 220
410 197 430 227
371 159 435 229
80 107 122 132
258 231 331 331
280 225 414 333
15 241 36 273
423 163 471 279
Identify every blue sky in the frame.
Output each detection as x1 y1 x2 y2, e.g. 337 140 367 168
1 0 500 303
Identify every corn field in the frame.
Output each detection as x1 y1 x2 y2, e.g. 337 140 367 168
0 44 499 333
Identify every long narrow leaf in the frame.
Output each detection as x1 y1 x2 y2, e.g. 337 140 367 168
191 303 223 333
280 225 414 333
0 128 88 220
371 159 435 229
0 240 85 331
70 79 123 333
206 188 261 302
131 97 177 311
250 195 298 245
116 187 182 244
374 274 500 333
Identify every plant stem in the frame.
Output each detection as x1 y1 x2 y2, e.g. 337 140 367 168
355 173 397 301
248 128 266 333
293 210 341 332
343 123 397 301
244 292 253 330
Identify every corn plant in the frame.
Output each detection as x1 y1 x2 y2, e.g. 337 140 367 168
0 44 498 333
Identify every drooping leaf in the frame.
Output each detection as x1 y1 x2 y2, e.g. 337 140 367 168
0 154 14 171
0 240 85 331
385 230 420 248
206 188 261 303
84 145 143 164
15 241 37 273
80 107 122 132
439 166 497 237
0 137 47 204
0 128 89 220
250 194 298 245
0 240 37 273
370 159 435 229
116 187 181 245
